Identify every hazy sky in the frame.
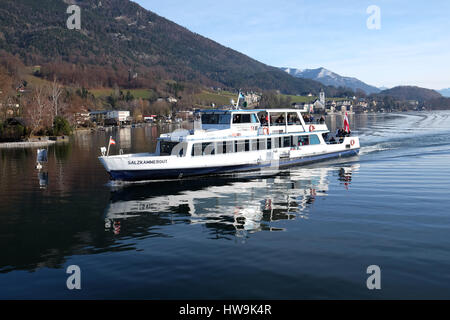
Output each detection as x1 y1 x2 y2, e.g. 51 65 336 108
135 0 450 90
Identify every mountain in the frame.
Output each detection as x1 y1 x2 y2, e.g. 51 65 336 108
379 86 442 102
438 88 450 97
281 67 381 94
0 0 328 95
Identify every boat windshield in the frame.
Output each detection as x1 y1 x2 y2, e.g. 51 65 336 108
201 113 231 125
160 141 185 156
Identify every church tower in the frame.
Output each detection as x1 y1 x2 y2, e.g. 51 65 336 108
319 90 325 105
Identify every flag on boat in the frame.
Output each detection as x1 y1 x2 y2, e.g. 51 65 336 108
109 137 116 145
343 112 350 133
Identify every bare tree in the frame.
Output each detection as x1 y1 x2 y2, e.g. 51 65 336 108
51 77 63 117
0 67 13 121
24 86 52 136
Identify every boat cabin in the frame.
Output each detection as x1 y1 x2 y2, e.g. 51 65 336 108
198 109 259 131
197 109 327 134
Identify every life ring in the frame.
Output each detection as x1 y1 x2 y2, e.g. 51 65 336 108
263 127 269 135
350 139 355 146
309 125 315 132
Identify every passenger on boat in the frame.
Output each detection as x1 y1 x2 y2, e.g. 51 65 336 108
260 115 267 125
288 114 300 125
276 115 285 124
320 116 325 123
336 128 346 137
335 128 346 143
306 114 314 123
303 114 312 123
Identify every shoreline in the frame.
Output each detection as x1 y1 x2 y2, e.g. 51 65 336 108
0 140 57 149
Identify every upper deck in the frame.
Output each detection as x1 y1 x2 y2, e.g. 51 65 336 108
160 108 329 142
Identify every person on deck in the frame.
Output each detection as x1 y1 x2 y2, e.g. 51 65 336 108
260 115 267 125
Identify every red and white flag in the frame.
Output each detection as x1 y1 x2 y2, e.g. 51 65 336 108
109 137 116 145
343 112 350 133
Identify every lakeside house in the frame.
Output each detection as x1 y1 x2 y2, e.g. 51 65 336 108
89 110 108 124
106 110 131 126
88 110 131 126
244 92 261 107
74 109 91 125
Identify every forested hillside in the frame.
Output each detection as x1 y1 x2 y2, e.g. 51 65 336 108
0 0 330 95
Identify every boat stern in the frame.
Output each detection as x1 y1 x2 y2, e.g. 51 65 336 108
341 136 361 154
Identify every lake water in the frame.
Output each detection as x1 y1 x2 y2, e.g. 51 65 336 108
1 111 450 299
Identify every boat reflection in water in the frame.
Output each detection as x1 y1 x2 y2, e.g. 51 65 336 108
37 171 49 189
104 164 360 239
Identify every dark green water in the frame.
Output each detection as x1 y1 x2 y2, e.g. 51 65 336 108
0 111 449 299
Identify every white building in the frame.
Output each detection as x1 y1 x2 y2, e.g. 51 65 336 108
319 90 325 105
244 92 261 106
107 111 131 123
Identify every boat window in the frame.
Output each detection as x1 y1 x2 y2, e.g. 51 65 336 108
202 114 218 124
233 113 252 124
258 112 269 126
202 113 230 125
191 142 215 156
283 136 292 147
233 114 250 124
251 114 259 123
258 139 266 150
270 113 286 126
310 134 321 145
219 114 231 124
251 139 258 151
202 142 215 155
267 138 272 150
245 140 250 152
160 141 180 156
235 140 245 152
191 143 202 156
287 112 301 125
298 135 309 146
217 141 225 154
226 140 234 153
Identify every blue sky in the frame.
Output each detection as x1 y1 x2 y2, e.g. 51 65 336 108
135 0 450 90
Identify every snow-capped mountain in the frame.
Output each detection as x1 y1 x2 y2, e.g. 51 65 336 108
438 88 450 97
281 67 381 94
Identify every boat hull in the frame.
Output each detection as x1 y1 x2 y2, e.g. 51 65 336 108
107 148 359 181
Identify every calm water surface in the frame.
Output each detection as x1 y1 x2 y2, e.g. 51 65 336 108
0 111 449 299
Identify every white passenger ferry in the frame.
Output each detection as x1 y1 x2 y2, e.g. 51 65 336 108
99 108 360 181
